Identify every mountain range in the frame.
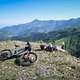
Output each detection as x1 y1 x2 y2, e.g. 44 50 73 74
0 18 80 57
0 18 80 40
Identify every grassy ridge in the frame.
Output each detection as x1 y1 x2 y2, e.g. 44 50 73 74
0 41 80 80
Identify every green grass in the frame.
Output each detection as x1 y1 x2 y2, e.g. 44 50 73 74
0 41 80 80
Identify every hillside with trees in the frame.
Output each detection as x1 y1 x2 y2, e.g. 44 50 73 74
12 26 80 57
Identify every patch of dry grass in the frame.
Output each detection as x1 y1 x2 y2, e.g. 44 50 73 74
0 40 80 80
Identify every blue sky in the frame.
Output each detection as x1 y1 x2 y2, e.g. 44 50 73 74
0 0 80 28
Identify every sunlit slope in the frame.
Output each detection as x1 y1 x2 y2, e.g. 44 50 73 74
0 41 80 80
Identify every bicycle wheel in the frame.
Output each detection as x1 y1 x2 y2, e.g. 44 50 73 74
0 49 12 60
19 52 37 66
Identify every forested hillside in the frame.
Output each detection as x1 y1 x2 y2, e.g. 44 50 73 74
12 26 80 57
0 32 12 41
12 26 80 42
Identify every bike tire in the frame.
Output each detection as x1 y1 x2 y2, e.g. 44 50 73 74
19 52 37 66
0 49 12 60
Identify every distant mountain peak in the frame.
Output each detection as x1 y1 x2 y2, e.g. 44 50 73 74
32 19 39 22
0 17 80 37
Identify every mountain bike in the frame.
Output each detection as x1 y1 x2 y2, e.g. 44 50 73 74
0 46 37 66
